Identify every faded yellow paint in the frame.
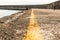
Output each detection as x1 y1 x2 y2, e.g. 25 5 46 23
23 9 43 40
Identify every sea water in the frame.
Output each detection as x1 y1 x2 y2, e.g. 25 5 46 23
0 10 21 18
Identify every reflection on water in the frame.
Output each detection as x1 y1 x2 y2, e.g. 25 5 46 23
0 10 21 18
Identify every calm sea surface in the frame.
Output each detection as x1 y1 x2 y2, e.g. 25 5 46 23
0 10 21 18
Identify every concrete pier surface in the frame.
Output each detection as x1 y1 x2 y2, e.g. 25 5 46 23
0 9 60 40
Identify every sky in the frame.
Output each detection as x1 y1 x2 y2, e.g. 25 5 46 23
0 0 58 5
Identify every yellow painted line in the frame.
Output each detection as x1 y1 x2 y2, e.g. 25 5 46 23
23 9 44 40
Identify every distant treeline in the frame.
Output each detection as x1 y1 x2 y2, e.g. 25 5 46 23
35 1 60 9
46 1 60 9
0 1 60 10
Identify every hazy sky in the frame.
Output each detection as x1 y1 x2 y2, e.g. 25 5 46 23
0 0 58 5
